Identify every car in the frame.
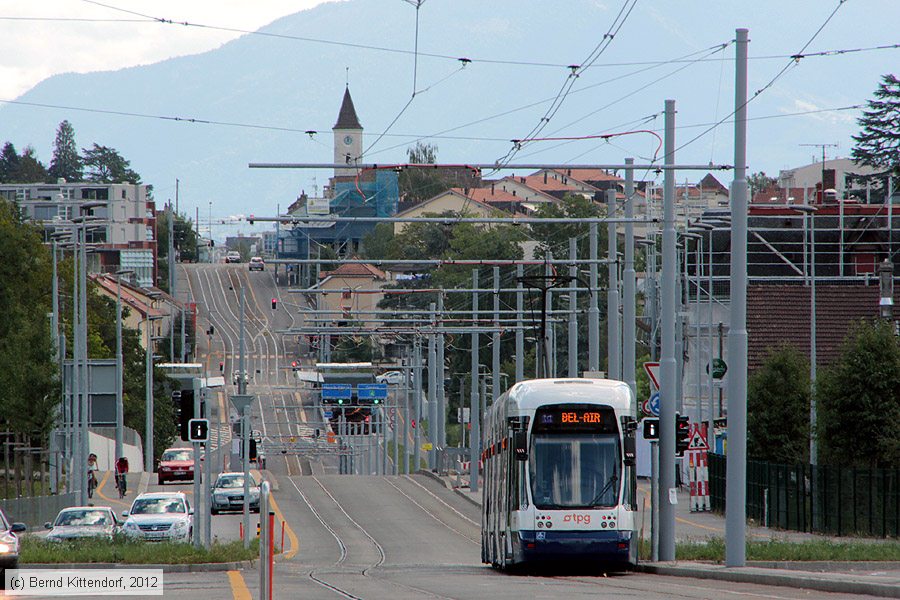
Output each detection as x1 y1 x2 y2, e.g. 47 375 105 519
44 506 118 542
225 251 241 263
156 447 195 484
248 256 265 271
376 370 406 385
121 492 192 543
0 508 26 574
210 472 260 515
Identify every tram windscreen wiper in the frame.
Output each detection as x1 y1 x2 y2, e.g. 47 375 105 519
588 474 618 507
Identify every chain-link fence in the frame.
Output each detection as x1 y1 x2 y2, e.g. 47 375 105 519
708 453 900 538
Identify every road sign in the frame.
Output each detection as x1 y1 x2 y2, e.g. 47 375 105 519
706 358 728 379
357 383 388 401
641 391 660 417
421 443 433 451
321 384 353 400
643 361 660 389
642 418 659 439
687 424 709 451
323 410 334 419
188 418 209 442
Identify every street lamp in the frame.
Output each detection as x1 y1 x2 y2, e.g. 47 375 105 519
115 269 134 465
145 309 164 472
793 204 818 464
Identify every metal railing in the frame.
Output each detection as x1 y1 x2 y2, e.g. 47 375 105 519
709 453 900 538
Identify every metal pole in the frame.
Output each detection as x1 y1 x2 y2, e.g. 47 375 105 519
403 363 410 475
259 481 269 600
658 98 677 562
568 238 578 377
624 159 637 400
437 294 446 451
239 288 246 394
180 309 186 362
144 317 153 473
193 380 202 548
707 229 715 451
203 387 212 549
73 227 83 504
515 264 525 382
589 223 600 373
169 203 175 363
651 441 659 561
492 267 501 401
608 188 621 380
544 253 554 378
696 238 703 426
428 303 438 470
810 211 817 465
470 269 480 493
242 404 251 550
725 27 749 568
80 229 89 504
392 392 399 475
115 277 124 467
414 338 422 472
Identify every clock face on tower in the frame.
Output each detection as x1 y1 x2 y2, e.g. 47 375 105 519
343 135 353 146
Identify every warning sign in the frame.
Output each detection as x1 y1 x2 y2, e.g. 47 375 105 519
687 424 708 451
643 362 660 390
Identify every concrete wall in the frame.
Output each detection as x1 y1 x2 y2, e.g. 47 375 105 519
0 492 79 529
89 429 144 472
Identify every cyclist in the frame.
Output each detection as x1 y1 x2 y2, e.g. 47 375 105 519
87 453 98 499
114 456 129 498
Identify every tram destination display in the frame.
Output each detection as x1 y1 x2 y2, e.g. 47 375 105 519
532 405 618 433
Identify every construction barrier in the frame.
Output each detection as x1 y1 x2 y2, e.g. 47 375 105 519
687 423 710 512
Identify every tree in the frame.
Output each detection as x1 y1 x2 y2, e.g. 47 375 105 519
748 171 777 199
48 120 83 182
852 74 900 177
0 142 21 183
0 199 56 437
18 146 48 183
81 144 141 183
157 211 200 292
398 142 452 205
816 320 900 467
747 345 810 463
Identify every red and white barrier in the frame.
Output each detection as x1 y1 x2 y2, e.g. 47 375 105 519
687 423 710 512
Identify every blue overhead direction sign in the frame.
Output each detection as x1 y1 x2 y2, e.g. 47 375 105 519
321 383 353 400
357 383 388 400
323 410 334 419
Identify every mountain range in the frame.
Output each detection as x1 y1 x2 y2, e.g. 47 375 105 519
1 0 897 234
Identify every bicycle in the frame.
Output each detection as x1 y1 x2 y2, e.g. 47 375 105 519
87 472 97 499
115 472 127 498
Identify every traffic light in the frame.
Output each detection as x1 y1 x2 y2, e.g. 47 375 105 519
179 389 194 441
219 361 224 373
271 298 277 310
248 214 255 225
291 361 299 371
676 414 690 457
172 391 182 427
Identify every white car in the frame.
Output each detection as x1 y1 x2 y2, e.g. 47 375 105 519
44 506 118 542
376 371 405 385
248 256 265 271
121 492 192 543
210 472 260 515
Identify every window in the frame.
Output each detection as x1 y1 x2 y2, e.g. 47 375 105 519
529 433 620 509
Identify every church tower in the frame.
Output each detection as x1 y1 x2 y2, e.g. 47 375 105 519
332 86 363 178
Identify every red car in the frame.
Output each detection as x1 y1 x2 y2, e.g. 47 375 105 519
156 448 195 485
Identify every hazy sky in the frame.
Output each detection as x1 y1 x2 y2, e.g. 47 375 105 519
0 0 329 100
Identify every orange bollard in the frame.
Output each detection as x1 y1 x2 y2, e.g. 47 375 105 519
239 521 244 541
281 521 285 553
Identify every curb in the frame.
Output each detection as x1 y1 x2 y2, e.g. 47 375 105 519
414 470 482 508
636 562 900 598
746 560 900 572
21 560 256 573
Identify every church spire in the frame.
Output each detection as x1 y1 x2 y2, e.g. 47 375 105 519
333 86 362 130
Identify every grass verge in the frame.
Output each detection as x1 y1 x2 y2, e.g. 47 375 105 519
639 537 900 561
21 536 260 564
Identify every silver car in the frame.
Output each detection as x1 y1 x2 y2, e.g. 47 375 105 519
0 508 26 571
44 506 118 542
210 472 260 515
122 492 192 543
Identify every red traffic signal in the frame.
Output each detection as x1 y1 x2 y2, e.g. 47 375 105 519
271 298 277 310
219 361 224 373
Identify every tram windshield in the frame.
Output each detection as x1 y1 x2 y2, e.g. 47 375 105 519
529 433 620 509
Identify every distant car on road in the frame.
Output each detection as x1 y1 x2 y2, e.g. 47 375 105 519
225 251 242 263
376 370 406 385
248 256 265 271
156 447 195 484
44 506 118 542
210 472 260 515
121 492 192 543
0 507 26 574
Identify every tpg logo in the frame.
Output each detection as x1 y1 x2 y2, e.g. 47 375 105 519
562 513 591 525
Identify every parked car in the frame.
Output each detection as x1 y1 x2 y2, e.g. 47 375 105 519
121 492 192 543
0 508 26 573
376 370 406 385
210 472 260 515
156 447 195 484
248 256 265 271
44 506 118 542
225 251 241 263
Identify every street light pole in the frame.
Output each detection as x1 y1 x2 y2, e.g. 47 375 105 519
144 317 154 472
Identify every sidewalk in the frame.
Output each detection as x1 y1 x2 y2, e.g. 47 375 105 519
440 472 900 597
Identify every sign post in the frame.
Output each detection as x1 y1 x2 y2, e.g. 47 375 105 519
230 394 254 550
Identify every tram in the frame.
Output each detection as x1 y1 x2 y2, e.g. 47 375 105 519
481 378 638 570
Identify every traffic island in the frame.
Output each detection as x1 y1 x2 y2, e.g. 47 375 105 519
20 537 264 572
